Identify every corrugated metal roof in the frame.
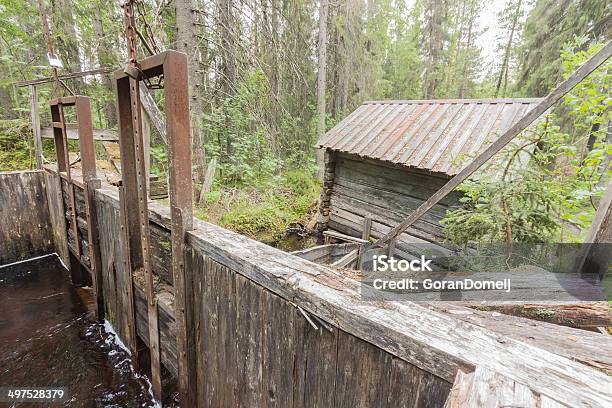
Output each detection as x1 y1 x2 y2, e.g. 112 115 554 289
316 98 543 176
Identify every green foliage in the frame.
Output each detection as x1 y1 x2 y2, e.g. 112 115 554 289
442 42 611 246
195 170 320 248
203 69 281 184
516 0 610 96
0 119 33 171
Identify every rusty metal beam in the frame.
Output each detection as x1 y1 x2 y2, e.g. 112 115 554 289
29 85 43 169
114 50 195 405
47 95 104 320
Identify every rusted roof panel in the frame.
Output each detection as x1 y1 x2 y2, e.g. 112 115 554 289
317 98 542 176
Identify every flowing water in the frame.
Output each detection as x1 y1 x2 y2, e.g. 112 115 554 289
0 255 157 407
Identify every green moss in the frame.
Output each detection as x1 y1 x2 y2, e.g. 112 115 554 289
194 170 321 249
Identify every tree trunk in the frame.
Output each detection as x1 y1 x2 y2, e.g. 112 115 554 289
316 0 329 177
176 0 207 190
495 0 522 97
92 13 117 127
51 0 83 91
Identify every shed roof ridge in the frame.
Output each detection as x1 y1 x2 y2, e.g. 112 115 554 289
362 98 542 105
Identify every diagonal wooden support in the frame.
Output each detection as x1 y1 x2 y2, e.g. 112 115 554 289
574 178 612 278
338 41 612 266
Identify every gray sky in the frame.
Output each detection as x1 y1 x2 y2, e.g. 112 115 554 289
476 0 508 71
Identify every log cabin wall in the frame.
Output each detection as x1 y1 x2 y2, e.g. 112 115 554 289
328 152 461 257
0 170 54 265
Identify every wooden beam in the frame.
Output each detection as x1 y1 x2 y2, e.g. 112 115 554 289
29 85 43 169
93 184 612 407
444 367 542 408
361 216 372 241
139 84 167 144
360 41 612 258
323 229 369 244
41 126 118 141
575 179 612 277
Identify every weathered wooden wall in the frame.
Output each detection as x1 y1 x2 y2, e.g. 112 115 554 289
0 170 54 265
92 184 451 407
189 253 450 407
43 170 69 265
329 153 460 257
39 171 612 407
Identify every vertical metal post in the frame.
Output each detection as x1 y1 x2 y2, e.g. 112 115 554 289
116 74 162 400
164 51 195 408
75 96 104 320
49 96 103 317
114 50 196 407
29 85 43 169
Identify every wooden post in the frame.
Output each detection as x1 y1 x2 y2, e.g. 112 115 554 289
361 216 372 241
386 239 396 258
575 179 612 279
29 85 43 169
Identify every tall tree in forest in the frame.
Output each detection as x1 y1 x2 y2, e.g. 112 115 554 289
316 0 328 176
176 0 207 189
382 0 422 99
90 5 119 127
516 0 611 96
422 0 449 98
494 0 523 97
456 0 482 98
51 0 83 89
316 0 328 141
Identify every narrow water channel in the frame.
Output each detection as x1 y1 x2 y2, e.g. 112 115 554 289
0 255 157 407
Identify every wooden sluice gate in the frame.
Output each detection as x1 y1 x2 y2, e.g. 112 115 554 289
3 165 611 407
1 47 612 407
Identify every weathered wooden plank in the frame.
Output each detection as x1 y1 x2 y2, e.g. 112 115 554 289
91 185 612 407
330 196 446 243
199 256 220 407
0 171 53 265
444 367 540 408
299 312 338 408
41 126 118 141
334 330 393 408
430 302 612 372
149 222 172 284
292 244 334 262
217 259 238 408
386 357 424 408
133 284 178 377
261 275 296 407
576 178 612 278
44 170 69 265
334 157 461 207
328 209 449 258
235 271 265 407
323 229 369 244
